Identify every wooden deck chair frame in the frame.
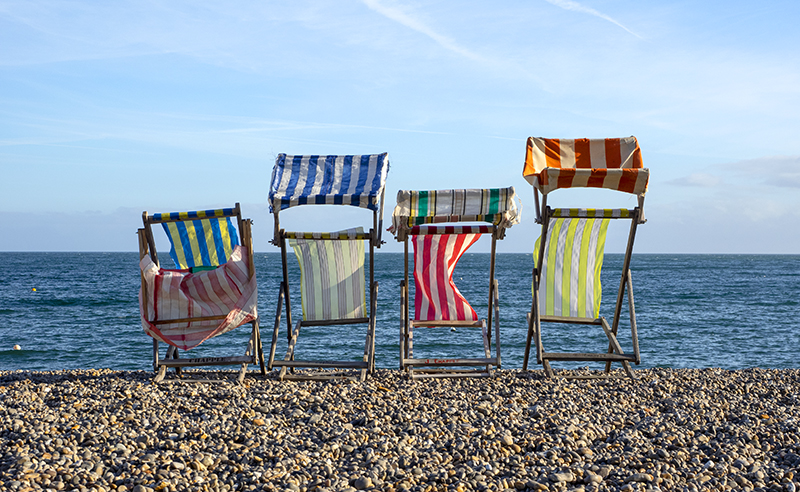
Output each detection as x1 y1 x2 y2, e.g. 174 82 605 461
266 153 389 382
391 188 520 379
138 203 265 384
521 137 649 380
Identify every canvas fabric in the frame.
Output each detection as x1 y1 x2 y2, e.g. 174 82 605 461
391 187 519 239
523 137 649 195
269 153 389 212
158 213 239 269
289 228 367 322
533 217 610 319
139 245 257 350
412 232 482 322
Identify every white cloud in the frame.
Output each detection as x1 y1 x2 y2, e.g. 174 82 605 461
725 155 800 189
360 0 486 61
667 173 723 188
543 0 641 38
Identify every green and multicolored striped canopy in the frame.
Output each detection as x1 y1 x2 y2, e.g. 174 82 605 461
391 187 519 240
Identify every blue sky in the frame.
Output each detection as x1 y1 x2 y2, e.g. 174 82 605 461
1 0 799 253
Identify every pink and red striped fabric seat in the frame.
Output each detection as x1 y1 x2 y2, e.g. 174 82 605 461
412 232 482 322
139 245 257 350
523 137 649 195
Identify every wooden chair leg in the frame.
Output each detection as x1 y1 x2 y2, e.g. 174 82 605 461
268 285 284 371
542 360 555 378
279 321 301 381
493 279 502 370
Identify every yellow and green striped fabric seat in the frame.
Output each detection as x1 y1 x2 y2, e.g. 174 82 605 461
289 228 366 321
533 217 610 319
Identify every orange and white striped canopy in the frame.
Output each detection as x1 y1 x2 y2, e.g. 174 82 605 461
523 137 649 195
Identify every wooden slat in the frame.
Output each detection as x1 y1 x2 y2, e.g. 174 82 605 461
282 373 360 382
158 356 255 367
403 357 498 367
540 315 603 325
541 352 635 362
271 360 369 369
151 314 228 325
410 320 483 328
410 369 491 380
301 317 370 327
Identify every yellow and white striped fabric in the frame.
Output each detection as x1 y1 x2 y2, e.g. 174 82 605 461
533 217 610 319
289 228 366 321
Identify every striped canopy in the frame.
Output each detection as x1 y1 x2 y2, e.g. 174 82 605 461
391 188 520 240
269 153 390 213
151 209 240 270
523 137 649 196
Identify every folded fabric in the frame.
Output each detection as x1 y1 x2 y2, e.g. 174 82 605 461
139 245 257 350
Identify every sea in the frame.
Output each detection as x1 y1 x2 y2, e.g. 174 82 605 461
0 252 798 373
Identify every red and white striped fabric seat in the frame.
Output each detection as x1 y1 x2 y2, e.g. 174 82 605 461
523 137 649 195
139 245 257 351
412 233 481 322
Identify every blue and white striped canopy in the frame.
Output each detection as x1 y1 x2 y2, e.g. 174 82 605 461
269 153 390 213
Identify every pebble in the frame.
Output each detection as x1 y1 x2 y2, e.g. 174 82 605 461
0 367 799 492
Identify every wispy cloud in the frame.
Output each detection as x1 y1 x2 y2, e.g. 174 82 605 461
360 0 485 61
728 156 800 189
667 173 723 188
543 0 641 39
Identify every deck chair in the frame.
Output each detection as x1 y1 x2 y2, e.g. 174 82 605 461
391 188 520 379
137 203 264 383
521 137 649 379
267 153 389 381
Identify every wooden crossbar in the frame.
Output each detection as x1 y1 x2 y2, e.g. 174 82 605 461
158 356 255 367
151 314 227 325
410 320 483 328
270 360 369 369
403 357 497 367
540 353 635 362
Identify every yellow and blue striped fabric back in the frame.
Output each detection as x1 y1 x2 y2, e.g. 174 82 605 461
153 209 239 269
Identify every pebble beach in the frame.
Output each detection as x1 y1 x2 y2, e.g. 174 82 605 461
1 368 799 492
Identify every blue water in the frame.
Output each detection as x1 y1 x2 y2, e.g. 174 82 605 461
0 252 798 372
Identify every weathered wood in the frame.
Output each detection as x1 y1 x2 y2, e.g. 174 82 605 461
301 318 370 327
410 320 483 328
282 373 360 382
271 360 369 369
481 321 491 359
627 270 640 365
493 278 502 369
279 320 302 380
599 317 626 357
267 284 284 371
541 352 636 362
151 314 228 325
410 370 491 380
540 315 603 325
158 355 255 367
403 357 497 367
400 279 407 370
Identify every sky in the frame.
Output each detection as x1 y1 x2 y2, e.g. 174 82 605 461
1 0 799 253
